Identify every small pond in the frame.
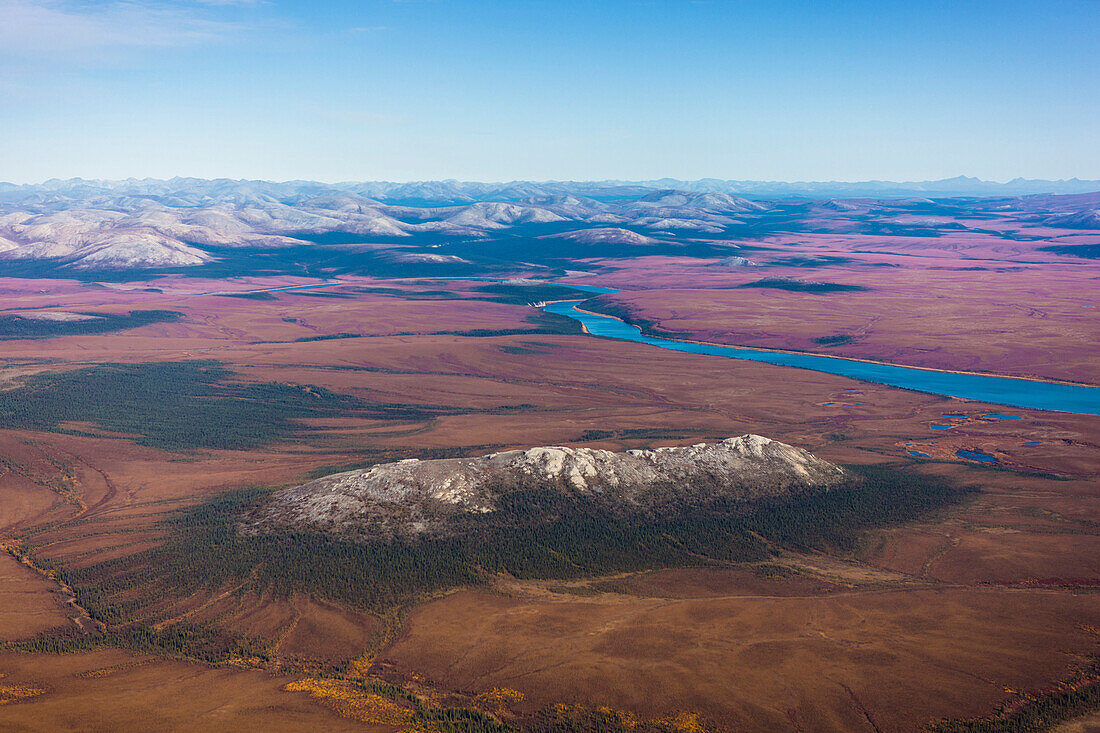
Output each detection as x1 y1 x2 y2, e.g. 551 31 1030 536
956 449 998 463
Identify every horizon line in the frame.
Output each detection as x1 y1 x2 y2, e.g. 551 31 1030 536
4 174 1100 188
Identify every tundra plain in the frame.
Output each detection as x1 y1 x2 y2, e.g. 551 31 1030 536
0 184 1097 732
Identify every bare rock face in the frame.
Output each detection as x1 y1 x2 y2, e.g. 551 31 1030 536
718 255 758 267
244 435 846 541
548 227 658 246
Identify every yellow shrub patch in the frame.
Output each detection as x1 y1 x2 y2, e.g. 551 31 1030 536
77 667 119 679
344 653 375 679
475 687 526 708
0 683 46 705
285 677 414 726
657 712 708 733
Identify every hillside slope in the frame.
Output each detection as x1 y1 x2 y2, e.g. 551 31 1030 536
245 435 847 540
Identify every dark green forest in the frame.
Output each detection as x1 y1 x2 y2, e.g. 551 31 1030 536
0 309 182 339
0 360 440 451
738 278 869 293
47 464 970 633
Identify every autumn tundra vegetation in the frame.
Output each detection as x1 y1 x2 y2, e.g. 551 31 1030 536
0 179 1097 731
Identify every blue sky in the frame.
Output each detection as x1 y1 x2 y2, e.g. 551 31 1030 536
2 0 1098 183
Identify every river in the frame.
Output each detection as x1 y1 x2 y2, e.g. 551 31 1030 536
542 299 1100 416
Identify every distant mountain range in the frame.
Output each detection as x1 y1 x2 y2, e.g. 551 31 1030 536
0 177 1096 271
1 176 1098 208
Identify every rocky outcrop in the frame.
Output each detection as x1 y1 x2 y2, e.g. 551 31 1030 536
244 435 846 541
547 227 659 246
718 255 758 267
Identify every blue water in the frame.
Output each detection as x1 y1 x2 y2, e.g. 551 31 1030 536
956 449 998 463
543 300 1100 415
1021 441 1042 446
942 413 969 418
426 278 623 295
260 283 341 293
981 413 1021 420
930 424 954 430
208 282 342 296
841 403 863 407
908 450 931 458
553 283 622 294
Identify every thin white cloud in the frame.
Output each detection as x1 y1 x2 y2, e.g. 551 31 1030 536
0 0 239 56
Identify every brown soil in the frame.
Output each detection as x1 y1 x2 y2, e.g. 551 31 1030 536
0 260 1095 730
0 554 71 641
380 583 1100 732
0 649 381 732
